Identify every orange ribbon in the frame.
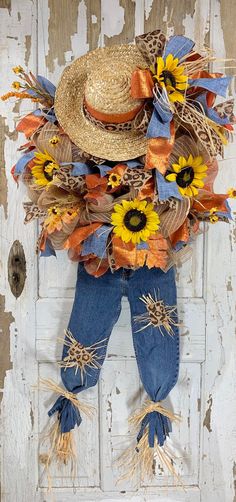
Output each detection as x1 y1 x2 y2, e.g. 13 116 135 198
145 121 175 173
16 112 46 138
130 68 154 99
84 99 143 124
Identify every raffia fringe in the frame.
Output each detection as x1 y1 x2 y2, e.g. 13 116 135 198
38 378 95 417
38 378 95 487
39 420 77 491
117 401 182 485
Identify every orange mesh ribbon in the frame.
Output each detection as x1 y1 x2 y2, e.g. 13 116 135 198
145 121 175 173
16 112 46 138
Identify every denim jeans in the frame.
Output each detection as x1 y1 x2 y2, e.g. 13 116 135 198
49 264 179 445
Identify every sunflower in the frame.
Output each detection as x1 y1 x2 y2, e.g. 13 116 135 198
31 150 60 186
151 53 188 103
227 187 236 199
111 199 160 244
165 154 208 197
108 172 121 189
44 206 78 233
209 207 219 224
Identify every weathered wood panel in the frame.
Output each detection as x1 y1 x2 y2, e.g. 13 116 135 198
0 1 235 501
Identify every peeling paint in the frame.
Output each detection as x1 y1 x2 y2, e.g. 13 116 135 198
103 0 135 46
85 0 101 51
107 399 112 433
115 386 120 394
0 116 18 218
24 34 31 67
203 394 213 433
219 0 236 93
197 398 201 412
233 461 236 502
144 0 196 35
0 0 11 12
227 278 233 292
0 116 8 218
30 401 34 429
0 295 14 404
46 0 80 72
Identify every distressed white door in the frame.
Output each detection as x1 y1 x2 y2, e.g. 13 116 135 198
0 1 235 501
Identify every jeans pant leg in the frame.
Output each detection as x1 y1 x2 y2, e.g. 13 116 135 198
127 266 179 447
49 264 123 433
61 264 123 393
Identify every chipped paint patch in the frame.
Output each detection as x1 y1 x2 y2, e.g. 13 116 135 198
227 278 233 292
46 0 80 71
0 116 8 217
203 394 213 432
233 462 236 502
24 34 31 67
0 116 18 218
220 0 236 93
144 0 196 35
103 0 135 46
0 295 14 404
84 0 101 51
0 0 11 12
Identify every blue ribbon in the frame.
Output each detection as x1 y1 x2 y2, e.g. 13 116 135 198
40 239 56 258
156 171 183 201
136 241 149 250
164 35 195 60
195 94 230 125
137 411 172 448
147 99 173 139
188 76 232 98
32 107 57 123
81 225 112 258
48 395 82 434
37 75 56 97
15 151 35 175
60 162 92 176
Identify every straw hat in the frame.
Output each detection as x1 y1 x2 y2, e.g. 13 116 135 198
54 45 148 161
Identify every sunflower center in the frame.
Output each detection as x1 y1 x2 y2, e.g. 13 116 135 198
161 70 176 88
43 160 54 181
124 209 147 232
176 166 194 188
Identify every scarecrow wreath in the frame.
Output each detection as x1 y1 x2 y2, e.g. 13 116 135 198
2 30 235 483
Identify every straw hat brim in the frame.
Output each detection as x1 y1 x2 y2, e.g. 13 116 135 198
54 45 148 161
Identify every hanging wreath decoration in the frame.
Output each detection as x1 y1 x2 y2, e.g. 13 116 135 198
2 30 235 484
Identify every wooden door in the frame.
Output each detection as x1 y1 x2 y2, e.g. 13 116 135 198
1 1 235 501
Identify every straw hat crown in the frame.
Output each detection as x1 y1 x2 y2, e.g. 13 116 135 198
55 45 148 161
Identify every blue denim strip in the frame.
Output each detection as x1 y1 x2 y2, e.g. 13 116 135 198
40 239 56 257
164 35 195 60
195 94 230 125
60 163 92 175
15 151 35 174
48 396 82 433
37 75 56 97
188 76 232 97
81 225 112 258
156 171 183 201
137 411 172 448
